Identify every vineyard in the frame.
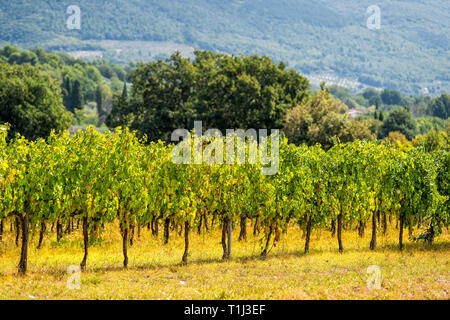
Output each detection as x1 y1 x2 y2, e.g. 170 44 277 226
0 125 448 277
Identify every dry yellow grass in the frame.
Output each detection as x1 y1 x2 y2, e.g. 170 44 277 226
0 223 449 300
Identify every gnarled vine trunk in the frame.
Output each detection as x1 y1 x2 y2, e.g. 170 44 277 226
37 221 46 250
304 215 312 254
0 218 3 242
182 221 189 264
222 217 231 260
331 219 336 237
428 225 435 245
56 218 63 242
211 212 217 228
203 214 209 231
80 216 89 271
239 215 247 241
227 219 232 258
399 214 404 251
370 211 377 250
253 216 260 236
15 216 20 247
129 223 134 247
261 225 273 257
163 218 170 245
197 214 203 234
65 218 72 234
337 213 343 253
122 226 128 268
18 213 29 275
221 218 227 259
358 220 365 237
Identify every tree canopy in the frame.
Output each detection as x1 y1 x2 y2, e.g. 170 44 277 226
0 63 72 140
378 108 418 140
284 89 375 149
427 94 449 119
107 51 309 141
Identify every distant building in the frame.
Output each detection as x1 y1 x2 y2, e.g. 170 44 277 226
66 51 104 60
420 87 429 95
348 108 366 118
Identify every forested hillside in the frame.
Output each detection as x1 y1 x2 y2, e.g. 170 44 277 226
0 0 448 94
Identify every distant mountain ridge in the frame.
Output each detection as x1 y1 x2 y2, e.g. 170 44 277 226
0 0 449 94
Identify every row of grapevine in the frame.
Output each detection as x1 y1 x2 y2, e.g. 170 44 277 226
0 125 448 275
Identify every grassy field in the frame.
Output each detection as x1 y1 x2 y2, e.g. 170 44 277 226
0 223 449 300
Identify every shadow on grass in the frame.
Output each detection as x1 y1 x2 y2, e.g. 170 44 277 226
34 238 450 277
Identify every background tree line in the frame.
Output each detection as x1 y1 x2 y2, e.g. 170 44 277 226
0 45 448 149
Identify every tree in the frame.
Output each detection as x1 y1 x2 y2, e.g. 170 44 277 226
194 51 309 131
0 44 19 58
413 130 449 152
329 85 360 109
107 51 309 141
70 80 84 112
121 81 128 98
378 108 417 140
62 78 84 113
362 87 380 101
7 51 39 66
107 52 198 141
0 64 72 140
381 89 403 105
369 95 382 109
0 46 114 116
284 89 375 149
95 85 107 124
382 131 412 150
427 94 449 119
415 116 448 135
62 77 72 110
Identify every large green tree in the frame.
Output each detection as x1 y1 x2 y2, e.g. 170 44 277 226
8 50 38 66
69 80 84 112
378 108 417 140
381 89 403 105
194 51 309 131
284 89 375 149
107 51 309 141
0 63 72 140
427 94 449 119
106 52 197 141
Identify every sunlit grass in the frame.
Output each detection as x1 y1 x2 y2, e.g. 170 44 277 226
0 222 448 299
